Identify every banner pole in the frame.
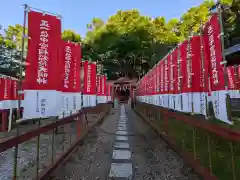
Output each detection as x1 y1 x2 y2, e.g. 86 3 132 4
13 4 28 180
24 5 61 17
17 4 27 120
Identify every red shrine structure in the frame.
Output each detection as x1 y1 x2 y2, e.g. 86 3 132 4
107 76 137 103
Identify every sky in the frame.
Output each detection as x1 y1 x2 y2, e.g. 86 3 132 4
0 0 205 37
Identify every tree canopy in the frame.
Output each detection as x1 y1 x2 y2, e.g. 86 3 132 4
82 0 238 79
0 0 238 79
62 29 81 42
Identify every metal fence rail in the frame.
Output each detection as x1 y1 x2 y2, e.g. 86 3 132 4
0 103 111 180
134 102 240 180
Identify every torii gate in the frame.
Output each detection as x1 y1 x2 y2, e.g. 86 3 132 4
108 76 137 103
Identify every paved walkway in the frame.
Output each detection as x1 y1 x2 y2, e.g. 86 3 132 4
52 104 200 180
109 104 132 178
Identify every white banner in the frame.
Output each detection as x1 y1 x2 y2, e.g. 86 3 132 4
23 90 61 119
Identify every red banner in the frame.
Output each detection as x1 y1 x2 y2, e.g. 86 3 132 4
0 78 11 101
227 66 236 90
146 73 149 96
237 66 240 89
101 75 107 96
0 78 4 101
203 14 225 91
148 71 152 95
168 53 175 94
83 61 96 95
25 11 61 90
203 33 211 95
144 74 148 96
144 76 147 96
191 36 202 92
73 44 81 92
59 42 81 92
96 75 101 95
153 67 157 95
172 48 179 94
150 71 154 95
60 41 74 92
160 61 164 94
11 80 18 100
163 56 169 95
155 67 158 95
156 63 160 94
155 65 158 95
180 40 189 93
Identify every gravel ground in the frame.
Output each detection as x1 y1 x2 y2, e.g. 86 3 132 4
51 108 118 180
125 105 201 180
0 113 101 180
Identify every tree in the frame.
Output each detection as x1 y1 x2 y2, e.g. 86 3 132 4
81 0 238 80
4 24 27 51
62 29 81 43
221 0 240 46
178 0 215 39
0 24 25 77
83 9 173 79
87 17 104 30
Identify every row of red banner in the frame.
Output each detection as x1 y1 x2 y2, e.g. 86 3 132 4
136 13 239 124
0 10 112 119
0 78 18 101
24 11 113 95
0 67 112 102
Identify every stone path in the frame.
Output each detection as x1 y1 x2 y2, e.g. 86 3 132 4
51 107 118 180
51 104 201 180
109 104 133 179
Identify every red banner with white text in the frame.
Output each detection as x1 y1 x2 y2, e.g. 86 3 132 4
24 11 61 90
203 14 230 124
83 61 96 95
59 41 81 93
96 75 101 95
180 40 189 93
204 14 225 91
11 80 18 101
0 78 11 101
191 36 207 115
172 48 179 95
191 36 203 93
73 44 81 92
60 41 75 92
101 75 107 96
159 61 164 95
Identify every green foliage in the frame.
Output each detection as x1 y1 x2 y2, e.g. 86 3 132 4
83 9 178 79
4 24 28 51
82 3 215 79
220 0 233 5
62 29 81 42
87 17 104 30
82 0 238 80
221 0 240 47
178 0 214 39
0 24 24 77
